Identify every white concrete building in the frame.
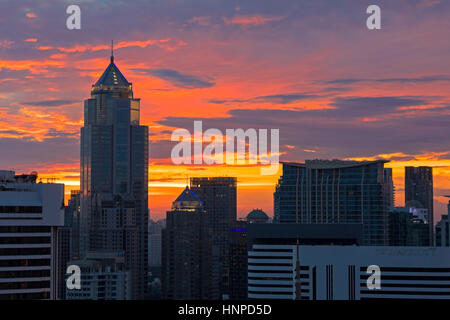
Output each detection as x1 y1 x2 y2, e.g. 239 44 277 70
248 245 450 300
0 171 64 300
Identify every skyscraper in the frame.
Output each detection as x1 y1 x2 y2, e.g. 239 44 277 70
80 51 149 299
190 177 237 298
274 160 390 246
405 166 434 244
162 187 215 299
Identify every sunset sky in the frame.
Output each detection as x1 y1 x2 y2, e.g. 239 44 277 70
0 0 449 221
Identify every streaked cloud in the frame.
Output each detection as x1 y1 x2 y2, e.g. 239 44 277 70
133 68 215 89
223 14 284 26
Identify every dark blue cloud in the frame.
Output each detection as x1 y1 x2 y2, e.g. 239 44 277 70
132 68 214 89
323 75 450 85
21 99 79 107
209 93 319 105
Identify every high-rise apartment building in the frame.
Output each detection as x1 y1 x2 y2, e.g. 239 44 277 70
274 160 390 245
190 177 237 298
0 171 64 300
80 52 149 299
405 166 434 244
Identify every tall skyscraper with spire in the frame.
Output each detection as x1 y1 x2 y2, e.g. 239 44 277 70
80 46 149 299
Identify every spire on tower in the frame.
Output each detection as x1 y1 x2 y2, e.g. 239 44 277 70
111 40 114 63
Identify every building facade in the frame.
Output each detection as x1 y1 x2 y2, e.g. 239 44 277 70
80 53 149 299
405 166 434 244
0 171 64 300
274 160 390 245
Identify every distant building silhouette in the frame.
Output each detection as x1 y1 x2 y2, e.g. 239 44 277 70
384 168 395 207
405 166 433 245
162 187 217 299
190 177 237 298
388 206 429 246
149 219 165 268
228 220 248 300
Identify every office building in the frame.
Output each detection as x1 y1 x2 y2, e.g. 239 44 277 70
0 171 64 300
162 187 216 299
247 223 362 300
274 160 390 245
405 166 434 244
248 245 450 300
190 177 237 298
80 51 149 298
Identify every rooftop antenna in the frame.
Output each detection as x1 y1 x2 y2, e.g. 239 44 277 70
110 40 114 63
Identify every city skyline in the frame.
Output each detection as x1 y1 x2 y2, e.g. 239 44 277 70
0 0 449 220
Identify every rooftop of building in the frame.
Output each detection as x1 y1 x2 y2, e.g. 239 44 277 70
247 209 269 220
94 58 131 88
172 186 203 211
91 43 132 93
0 170 38 184
281 159 389 169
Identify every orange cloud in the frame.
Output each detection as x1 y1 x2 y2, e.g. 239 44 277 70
223 14 284 26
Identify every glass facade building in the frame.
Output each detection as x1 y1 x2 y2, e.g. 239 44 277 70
274 160 389 246
80 54 149 299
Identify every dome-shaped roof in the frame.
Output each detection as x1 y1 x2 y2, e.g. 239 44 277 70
247 209 269 220
405 200 424 208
